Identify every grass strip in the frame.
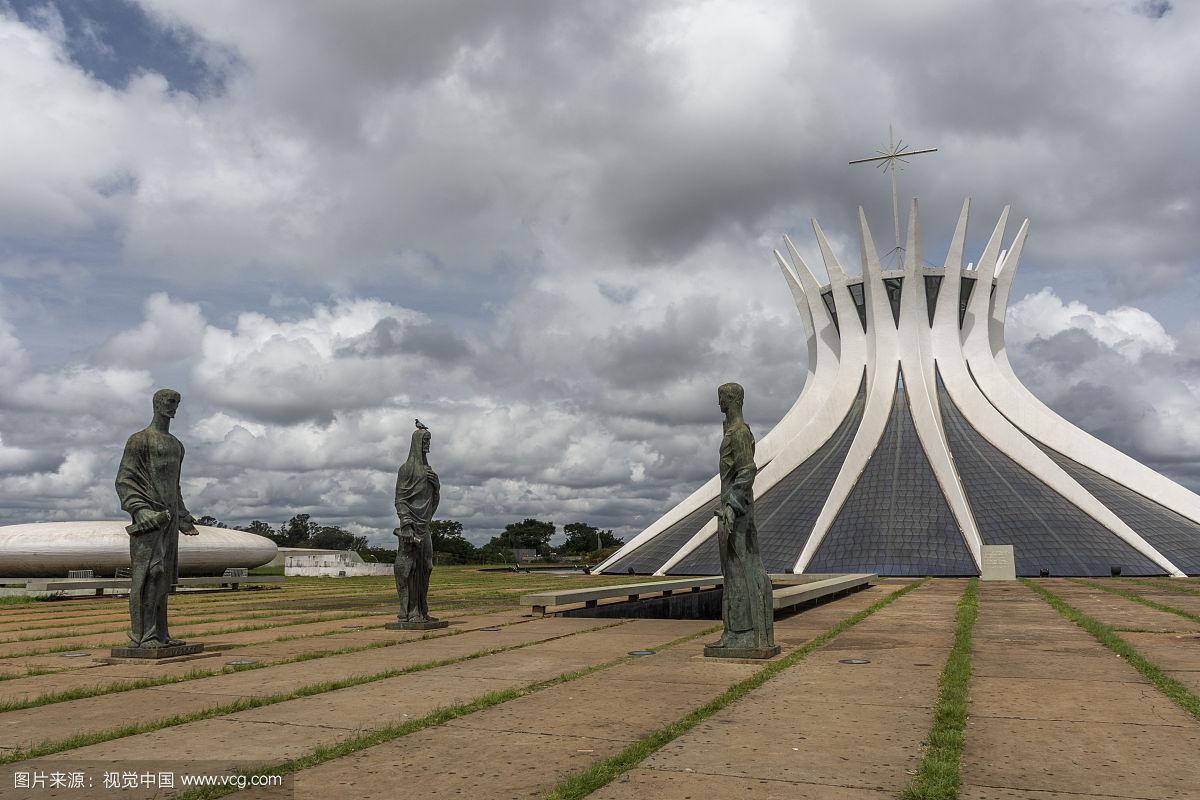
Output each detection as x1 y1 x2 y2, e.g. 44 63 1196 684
1023 579 1200 722
0 610 394 660
1068 578 1200 626
0 610 528 710
544 577 929 800
169 623 721 800
0 619 634 765
901 578 978 800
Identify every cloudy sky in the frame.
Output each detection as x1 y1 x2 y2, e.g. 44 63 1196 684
1 0 1197 546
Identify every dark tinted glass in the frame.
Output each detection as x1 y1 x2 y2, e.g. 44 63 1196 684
924 275 942 326
1039 444 1200 575
808 379 976 576
937 373 1163 576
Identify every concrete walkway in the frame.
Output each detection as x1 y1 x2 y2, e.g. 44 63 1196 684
959 581 1200 799
227 580 910 799
0 615 622 753
588 579 960 800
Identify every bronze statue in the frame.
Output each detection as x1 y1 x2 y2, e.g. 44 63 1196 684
389 420 446 629
114 389 201 654
705 383 779 659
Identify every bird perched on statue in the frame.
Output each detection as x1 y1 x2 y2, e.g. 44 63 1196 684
414 419 428 430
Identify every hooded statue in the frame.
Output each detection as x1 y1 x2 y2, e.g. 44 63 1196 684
393 420 440 623
115 388 199 649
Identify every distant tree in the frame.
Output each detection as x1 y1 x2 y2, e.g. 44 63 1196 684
196 515 227 529
429 519 477 563
277 514 318 547
307 525 368 551
478 540 515 564
491 518 556 557
238 520 276 539
358 546 397 563
560 522 623 556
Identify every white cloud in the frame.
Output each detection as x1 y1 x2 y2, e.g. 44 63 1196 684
1008 288 1177 361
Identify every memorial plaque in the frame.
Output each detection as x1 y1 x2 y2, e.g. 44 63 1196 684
980 544 1016 581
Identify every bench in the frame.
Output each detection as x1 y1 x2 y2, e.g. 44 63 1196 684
520 573 875 617
521 576 724 617
771 573 875 610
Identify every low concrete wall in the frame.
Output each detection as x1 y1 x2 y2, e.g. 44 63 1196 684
556 588 724 620
284 552 393 577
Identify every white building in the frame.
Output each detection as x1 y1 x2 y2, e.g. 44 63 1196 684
599 200 1200 577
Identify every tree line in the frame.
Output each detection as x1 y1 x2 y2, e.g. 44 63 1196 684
200 514 624 564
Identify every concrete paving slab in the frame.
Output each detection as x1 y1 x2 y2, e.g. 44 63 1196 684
13 618 672 770
635 698 931 791
590 769 897 800
1045 584 1200 633
969 676 1190 726
288 726 626 799
0 617 622 754
230 673 516 730
961 788 1139 800
581 581 959 795
963 716 1200 799
961 582 1200 799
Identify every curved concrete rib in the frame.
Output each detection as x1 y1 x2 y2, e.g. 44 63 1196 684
897 199 983 568
946 209 1183 576
794 209 898 572
594 230 840 574
655 226 864 574
967 223 1200 525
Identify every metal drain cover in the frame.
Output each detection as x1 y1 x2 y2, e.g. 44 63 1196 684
60 651 91 658
628 650 656 656
226 659 258 666
478 626 501 631
838 658 871 665
341 625 363 630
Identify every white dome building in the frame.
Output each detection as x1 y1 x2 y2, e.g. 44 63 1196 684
598 200 1200 578
0 521 277 577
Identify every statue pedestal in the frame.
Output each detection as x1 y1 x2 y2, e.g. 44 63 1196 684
108 643 206 661
703 643 780 660
385 620 449 631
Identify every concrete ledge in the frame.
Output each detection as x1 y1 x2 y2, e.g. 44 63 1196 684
0 575 284 596
521 576 724 616
772 573 875 610
522 573 875 618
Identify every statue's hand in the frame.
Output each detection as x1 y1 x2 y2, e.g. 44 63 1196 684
133 508 158 526
179 521 199 535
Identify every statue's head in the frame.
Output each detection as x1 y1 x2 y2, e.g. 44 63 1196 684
153 389 182 419
717 382 744 414
409 424 432 458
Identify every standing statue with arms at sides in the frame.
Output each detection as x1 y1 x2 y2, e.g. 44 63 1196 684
388 419 448 630
113 389 203 658
704 383 779 659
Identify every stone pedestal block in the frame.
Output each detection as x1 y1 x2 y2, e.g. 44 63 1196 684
384 619 449 631
703 643 780 660
109 642 204 660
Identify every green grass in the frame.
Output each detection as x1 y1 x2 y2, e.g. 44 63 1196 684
1023 579 1200 722
543 578 930 800
0 597 35 606
157 624 724 800
1068 578 1200 626
901 578 979 800
0 619 634 765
